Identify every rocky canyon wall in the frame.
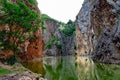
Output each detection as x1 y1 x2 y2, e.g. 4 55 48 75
76 0 120 62
43 19 61 56
76 0 92 55
91 0 120 62
43 19 75 56
0 0 44 62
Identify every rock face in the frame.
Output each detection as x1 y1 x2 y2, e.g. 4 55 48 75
58 22 75 56
91 0 120 62
76 0 93 55
43 19 75 56
0 0 44 61
0 63 45 80
76 0 120 62
18 30 44 61
43 20 61 56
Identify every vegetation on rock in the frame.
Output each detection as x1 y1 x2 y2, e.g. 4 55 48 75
62 20 76 36
0 0 41 52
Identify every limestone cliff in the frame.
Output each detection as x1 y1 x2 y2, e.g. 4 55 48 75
76 0 120 62
91 0 120 62
76 0 92 55
58 20 75 55
42 17 61 56
42 15 75 56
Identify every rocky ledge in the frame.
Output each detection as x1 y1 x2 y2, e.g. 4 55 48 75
0 63 45 80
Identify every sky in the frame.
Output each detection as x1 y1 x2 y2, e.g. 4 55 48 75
37 0 84 23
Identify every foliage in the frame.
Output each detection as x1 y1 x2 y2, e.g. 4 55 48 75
94 63 120 80
44 63 62 80
22 61 46 76
0 67 12 76
40 14 59 31
0 0 40 51
28 0 36 5
1 55 18 65
44 56 78 80
56 41 62 49
45 36 59 49
59 20 76 36
41 14 58 23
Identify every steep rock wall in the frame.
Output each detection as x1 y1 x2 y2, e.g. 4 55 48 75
0 0 44 61
76 0 92 55
91 0 120 62
76 0 120 62
43 20 61 56
43 19 75 56
58 23 75 56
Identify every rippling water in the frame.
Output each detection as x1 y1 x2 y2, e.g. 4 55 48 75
22 56 120 80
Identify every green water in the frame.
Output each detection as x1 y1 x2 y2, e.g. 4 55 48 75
22 56 120 80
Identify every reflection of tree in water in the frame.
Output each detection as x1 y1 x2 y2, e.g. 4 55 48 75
22 56 120 80
43 56 78 80
94 63 120 80
22 60 46 76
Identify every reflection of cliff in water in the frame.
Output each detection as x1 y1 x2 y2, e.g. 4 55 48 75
43 56 78 80
76 56 94 80
22 56 120 80
77 56 120 80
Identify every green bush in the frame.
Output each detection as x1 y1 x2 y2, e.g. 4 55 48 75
40 14 59 31
59 20 76 36
41 14 58 23
28 0 36 5
45 36 59 49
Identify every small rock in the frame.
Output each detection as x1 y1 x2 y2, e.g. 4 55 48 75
19 76 32 80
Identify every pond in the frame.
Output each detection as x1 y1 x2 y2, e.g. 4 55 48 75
22 56 120 80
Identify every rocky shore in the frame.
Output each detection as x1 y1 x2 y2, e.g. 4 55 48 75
0 63 45 80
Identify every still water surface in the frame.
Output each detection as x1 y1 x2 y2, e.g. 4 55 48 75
22 56 120 80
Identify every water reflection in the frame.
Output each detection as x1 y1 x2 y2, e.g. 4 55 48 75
22 60 45 76
22 56 120 80
76 57 94 80
43 56 78 80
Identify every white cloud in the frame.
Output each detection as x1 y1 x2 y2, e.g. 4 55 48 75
37 0 84 23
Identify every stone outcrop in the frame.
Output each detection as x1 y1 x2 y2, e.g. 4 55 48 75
58 23 75 56
43 18 75 56
0 0 44 61
76 0 120 62
76 0 93 55
0 63 45 80
17 30 44 61
91 0 120 62
43 20 61 56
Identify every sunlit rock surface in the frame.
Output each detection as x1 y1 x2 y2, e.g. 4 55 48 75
76 0 93 55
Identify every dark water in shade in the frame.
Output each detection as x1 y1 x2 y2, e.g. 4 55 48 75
22 56 120 80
